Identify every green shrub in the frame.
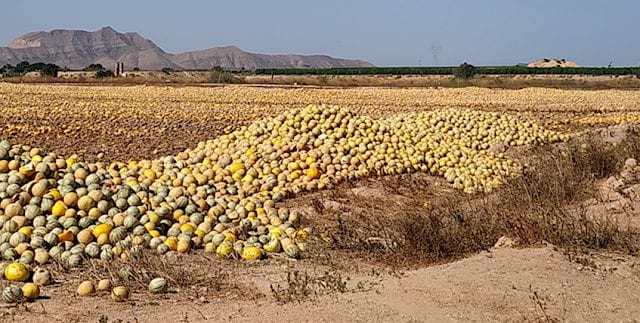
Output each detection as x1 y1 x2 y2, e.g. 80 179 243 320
96 69 114 78
453 63 477 79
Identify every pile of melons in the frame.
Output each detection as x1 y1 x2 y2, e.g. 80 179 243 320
569 113 640 125
0 261 166 303
1 262 51 303
0 105 566 272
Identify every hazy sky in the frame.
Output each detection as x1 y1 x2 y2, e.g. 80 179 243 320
1 0 638 67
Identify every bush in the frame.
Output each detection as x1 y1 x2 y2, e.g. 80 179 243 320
210 68 241 84
453 63 477 79
96 69 114 78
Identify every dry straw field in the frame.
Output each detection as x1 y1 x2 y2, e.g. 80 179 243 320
1 83 640 321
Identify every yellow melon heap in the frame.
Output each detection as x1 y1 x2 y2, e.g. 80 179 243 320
0 104 566 267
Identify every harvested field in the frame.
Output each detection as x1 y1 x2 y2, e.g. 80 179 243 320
1 83 640 322
2 84 640 161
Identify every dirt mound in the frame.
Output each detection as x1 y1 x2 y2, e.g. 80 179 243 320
528 58 579 68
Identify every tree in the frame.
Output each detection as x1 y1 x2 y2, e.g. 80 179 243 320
83 64 105 71
453 62 477 79
14 61 30 74
26 62 60 77
40 63 61 77
0 64 12 76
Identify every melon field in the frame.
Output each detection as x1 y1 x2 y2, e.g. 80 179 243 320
1 83 640 322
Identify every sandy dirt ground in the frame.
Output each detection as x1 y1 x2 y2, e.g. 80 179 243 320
2 245 640 323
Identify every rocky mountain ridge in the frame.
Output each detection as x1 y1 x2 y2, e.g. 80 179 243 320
0 27 373 70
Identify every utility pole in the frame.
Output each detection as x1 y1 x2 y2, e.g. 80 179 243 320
431 45 442 66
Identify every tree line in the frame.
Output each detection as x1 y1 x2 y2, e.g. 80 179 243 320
0 61 61 77
2 61 639 79
255 64 640 78
0 62 118 78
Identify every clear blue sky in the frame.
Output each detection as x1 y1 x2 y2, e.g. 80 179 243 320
1 0 638 67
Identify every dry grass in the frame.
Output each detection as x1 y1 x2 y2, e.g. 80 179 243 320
302 126 640 268
525 285 568 323
391 127 640 266
269 268 381 304
269 270 348 304
54 252 252 300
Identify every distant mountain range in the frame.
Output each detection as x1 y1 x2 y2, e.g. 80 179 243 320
0 26 374 70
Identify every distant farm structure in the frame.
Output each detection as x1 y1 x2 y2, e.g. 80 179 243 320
114 62 125 77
